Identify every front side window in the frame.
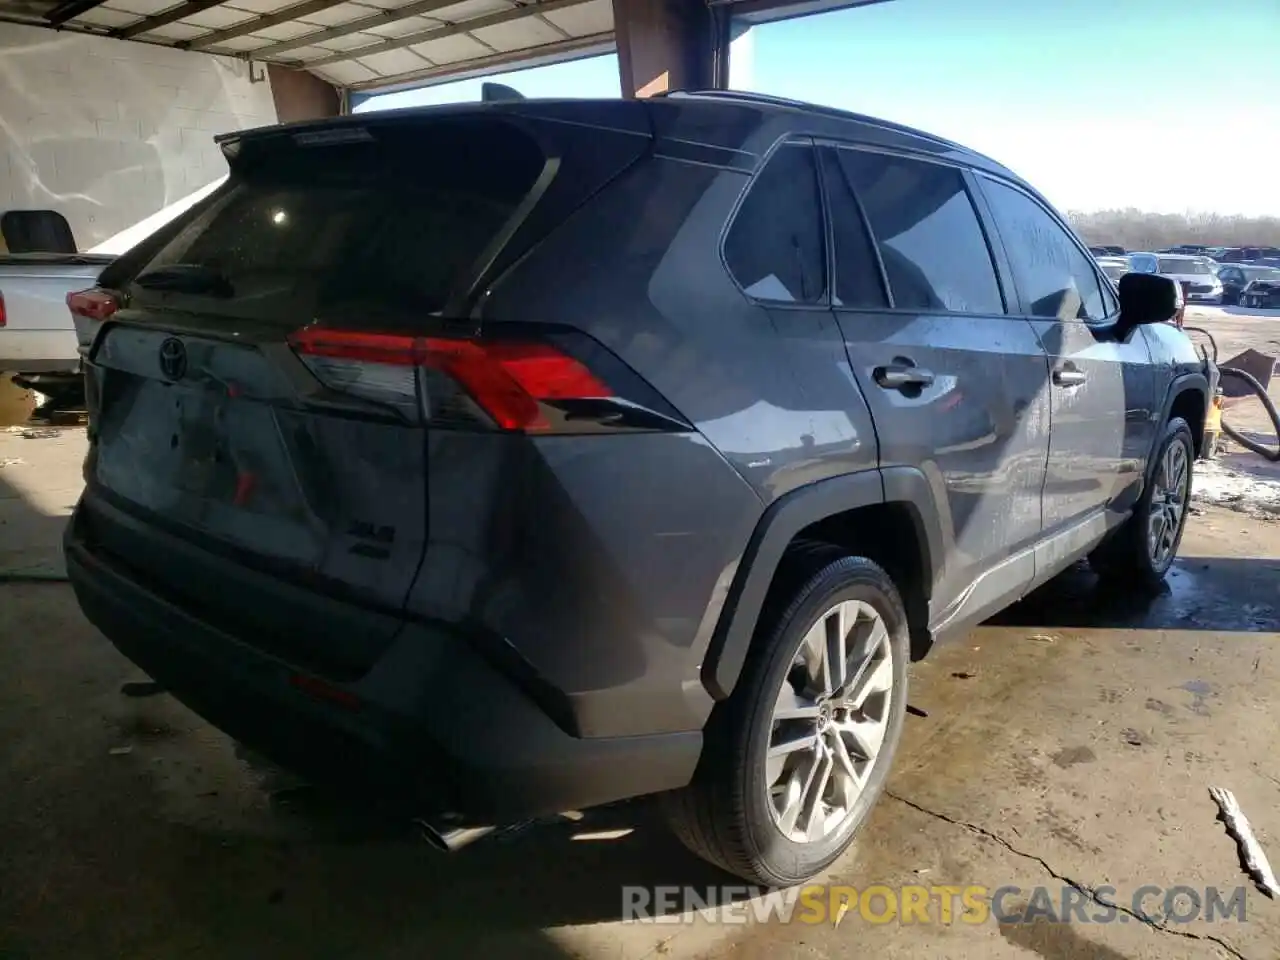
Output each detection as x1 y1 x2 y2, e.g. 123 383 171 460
981 178 1110 322
724 142 826 304
837 150 1004 314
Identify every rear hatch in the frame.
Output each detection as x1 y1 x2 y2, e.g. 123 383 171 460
77 106 654 679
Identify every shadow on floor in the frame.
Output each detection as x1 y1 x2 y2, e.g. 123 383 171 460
987 554 1280 633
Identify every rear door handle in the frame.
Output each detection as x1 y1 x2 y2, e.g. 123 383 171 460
1053 365 1088 388
874 360 935 391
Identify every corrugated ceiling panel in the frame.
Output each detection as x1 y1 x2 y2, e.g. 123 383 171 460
362 16 444 38
71 6 139 27
542 0 611 37
182 6 257 29
296 3 383 27
311 60 380 83
144 21 210 40
278 45 334 60
408 32 490 64
470 16 565 51
104 0 179 16
206 35 266 52
313 32 378 50
356 46 431 75
216 0 291 14
427 0 515 24
247 19 318 40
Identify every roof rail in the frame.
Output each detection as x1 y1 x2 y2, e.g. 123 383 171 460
662 89 964 153
663 89 819 111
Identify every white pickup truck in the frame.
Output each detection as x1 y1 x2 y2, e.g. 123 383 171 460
0 253 115 374
1 179 222 404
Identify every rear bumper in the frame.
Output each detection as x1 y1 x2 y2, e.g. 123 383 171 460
65 498 701 822
0 330 79 373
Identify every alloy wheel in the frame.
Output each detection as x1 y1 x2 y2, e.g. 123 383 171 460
766 600 894 844
1148 439 1190 568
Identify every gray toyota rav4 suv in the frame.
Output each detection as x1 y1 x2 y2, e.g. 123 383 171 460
65 91 1206 887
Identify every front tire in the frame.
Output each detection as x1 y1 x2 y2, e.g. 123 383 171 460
665 556 909 887
1089 417 1194 589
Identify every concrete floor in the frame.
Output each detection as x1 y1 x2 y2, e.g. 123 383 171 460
3 316 1280 959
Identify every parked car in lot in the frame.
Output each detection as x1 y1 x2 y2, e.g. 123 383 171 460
63 93 1207 887
1127 251 1159 274
1216 264 1277 305
1095 256 1130 284
1215 246 1280 263
1155 254 1223 303
1239 267 1280 309
1089 244 1125 257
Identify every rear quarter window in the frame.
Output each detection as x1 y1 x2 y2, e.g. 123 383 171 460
724 142 827 305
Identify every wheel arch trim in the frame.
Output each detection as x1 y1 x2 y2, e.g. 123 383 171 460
701 467 945 701
1149 372 1207 483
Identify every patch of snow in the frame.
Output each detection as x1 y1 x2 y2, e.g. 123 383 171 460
1193 459 1280 517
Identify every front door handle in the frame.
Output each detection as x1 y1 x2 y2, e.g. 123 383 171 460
1053 365 1088 388
874 359 935 391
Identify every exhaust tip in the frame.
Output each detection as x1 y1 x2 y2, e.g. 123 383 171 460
415 820 496 853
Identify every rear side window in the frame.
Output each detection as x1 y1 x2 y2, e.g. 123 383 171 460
981 178 1109 322
131 119 547 321
838 150 1004 314
725 142 826 304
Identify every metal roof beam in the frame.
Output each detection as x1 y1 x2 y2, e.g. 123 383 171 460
114 0 228 39
216 0 469 56
300 0 591 68
182 0 349 48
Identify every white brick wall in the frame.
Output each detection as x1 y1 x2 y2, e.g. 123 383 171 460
0 22 279 249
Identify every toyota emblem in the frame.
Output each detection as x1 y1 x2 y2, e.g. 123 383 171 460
158 337 188 381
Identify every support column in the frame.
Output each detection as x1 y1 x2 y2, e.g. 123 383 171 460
613 0 728 98
267 65 343 123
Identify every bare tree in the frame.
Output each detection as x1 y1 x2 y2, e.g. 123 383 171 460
1067 209 1280 251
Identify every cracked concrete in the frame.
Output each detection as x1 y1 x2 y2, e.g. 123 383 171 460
886 792 1251 960
3 432 1280 960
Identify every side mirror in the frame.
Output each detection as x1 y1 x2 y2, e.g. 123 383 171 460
1117 272 1179 335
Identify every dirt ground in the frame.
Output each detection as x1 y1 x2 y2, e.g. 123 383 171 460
2 309 1279 960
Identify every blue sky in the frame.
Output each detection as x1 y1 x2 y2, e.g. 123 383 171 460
358 0 1280 216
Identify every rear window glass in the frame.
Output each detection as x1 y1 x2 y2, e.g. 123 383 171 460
131 119 547 320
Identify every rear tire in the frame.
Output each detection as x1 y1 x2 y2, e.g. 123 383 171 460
665 556 909 887
1089 417 1194 589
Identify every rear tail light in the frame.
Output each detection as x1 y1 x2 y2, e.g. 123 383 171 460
0 292 6 328
289 326 641 433
67 288 120 321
